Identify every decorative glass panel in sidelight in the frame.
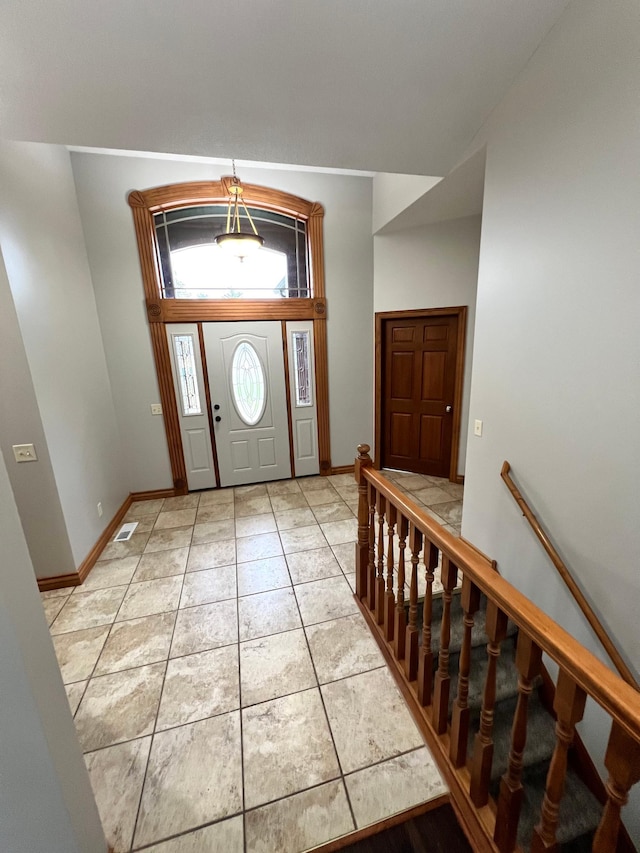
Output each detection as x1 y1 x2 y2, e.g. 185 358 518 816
292 330 312 407
231 342 267 425
173 335 202 415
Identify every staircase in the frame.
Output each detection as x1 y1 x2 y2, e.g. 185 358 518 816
352 445 640 853
418 592 603 850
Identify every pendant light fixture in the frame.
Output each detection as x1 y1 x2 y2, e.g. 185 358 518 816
215 161 264 261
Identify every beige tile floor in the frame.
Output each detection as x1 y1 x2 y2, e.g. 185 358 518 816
42 471 461 853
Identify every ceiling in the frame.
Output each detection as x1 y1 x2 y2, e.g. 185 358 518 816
1 0 570 176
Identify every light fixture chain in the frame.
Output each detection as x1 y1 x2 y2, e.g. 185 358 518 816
215 158 264 259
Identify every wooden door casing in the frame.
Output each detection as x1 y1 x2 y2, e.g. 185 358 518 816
128 182 332 493
375 308 467 481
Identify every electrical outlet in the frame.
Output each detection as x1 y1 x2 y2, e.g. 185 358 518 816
97 502 103 518
13 443 38 462
474 419 483 437
151 403 163 415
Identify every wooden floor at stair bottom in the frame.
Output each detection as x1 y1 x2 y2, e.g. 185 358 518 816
338 804 472 853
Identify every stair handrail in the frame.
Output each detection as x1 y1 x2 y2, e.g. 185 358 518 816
356 454 640 744
501 460 639 691
355 449 640 851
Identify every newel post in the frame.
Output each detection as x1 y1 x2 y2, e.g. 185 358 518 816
355 444 373 601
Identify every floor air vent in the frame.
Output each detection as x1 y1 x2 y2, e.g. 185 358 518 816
113 521 139 542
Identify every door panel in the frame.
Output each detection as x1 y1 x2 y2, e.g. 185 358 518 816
390 352 414 398
392 326 415 343
382 315 459 478
230 440 250 471
166 324 216 491
296 418 315 461
258 438 277 467
419 415 443 463
204 322 291 487
422 351 447 399
390 412 413 458
285 321 320 477
185 429 211 470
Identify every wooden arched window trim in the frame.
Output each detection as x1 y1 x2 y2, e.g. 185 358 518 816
128 180 331 493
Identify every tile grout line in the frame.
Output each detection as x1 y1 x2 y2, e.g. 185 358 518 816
73 494 178 851
62 602 372 696
48 478 460 852
127 494 197 852
286 553 360 838
54 558 360 698
233 552 248 853
59 499 188 709
238 742 432 818
65 552 147 718
70 660 389 755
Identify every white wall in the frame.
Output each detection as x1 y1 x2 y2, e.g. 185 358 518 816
0 447 107 853
373 215 481 474
71 153 374 485
0 249 75 578
461 0 640 834
0 142 127 566
372 172 440 234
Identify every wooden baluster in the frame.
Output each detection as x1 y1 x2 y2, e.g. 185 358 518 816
394 515 408 661
470 600 509 805
355 444 372 601
417 540 439 707
404 525 422 681
366 483 377 614
450 576 481 766
531 670 587 853
375 491 386 625
494 633 543 852
383 501 397 641
593 721 640 852
432 556 458 734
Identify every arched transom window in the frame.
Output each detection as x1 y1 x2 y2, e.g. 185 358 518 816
154 205 309 299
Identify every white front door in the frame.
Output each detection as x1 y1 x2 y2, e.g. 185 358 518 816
166 324 217 491
204 322 292 486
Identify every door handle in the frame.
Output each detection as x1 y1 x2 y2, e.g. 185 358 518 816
214 404 220 411
445 405 452 413
215 415 221 423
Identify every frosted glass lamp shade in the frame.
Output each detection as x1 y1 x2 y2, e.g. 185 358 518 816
216 232 264 259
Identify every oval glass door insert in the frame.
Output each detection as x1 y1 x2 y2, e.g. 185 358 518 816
230 341 267 425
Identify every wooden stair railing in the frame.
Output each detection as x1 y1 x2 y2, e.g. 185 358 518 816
501 461 639 691
354 445 640 853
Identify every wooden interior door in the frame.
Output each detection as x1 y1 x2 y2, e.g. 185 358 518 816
382 314 459 478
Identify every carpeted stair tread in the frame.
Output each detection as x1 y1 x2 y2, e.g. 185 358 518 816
401 581 608 849
416 594 518 658
476 691 558 783
514 763 603 851
446 637 523 714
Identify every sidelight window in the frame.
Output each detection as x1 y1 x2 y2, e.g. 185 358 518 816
292 330 312 407
172 334 202 416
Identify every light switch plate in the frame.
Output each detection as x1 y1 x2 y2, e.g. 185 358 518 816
474 419 483 437
151 403 163 415
13 443 38 462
